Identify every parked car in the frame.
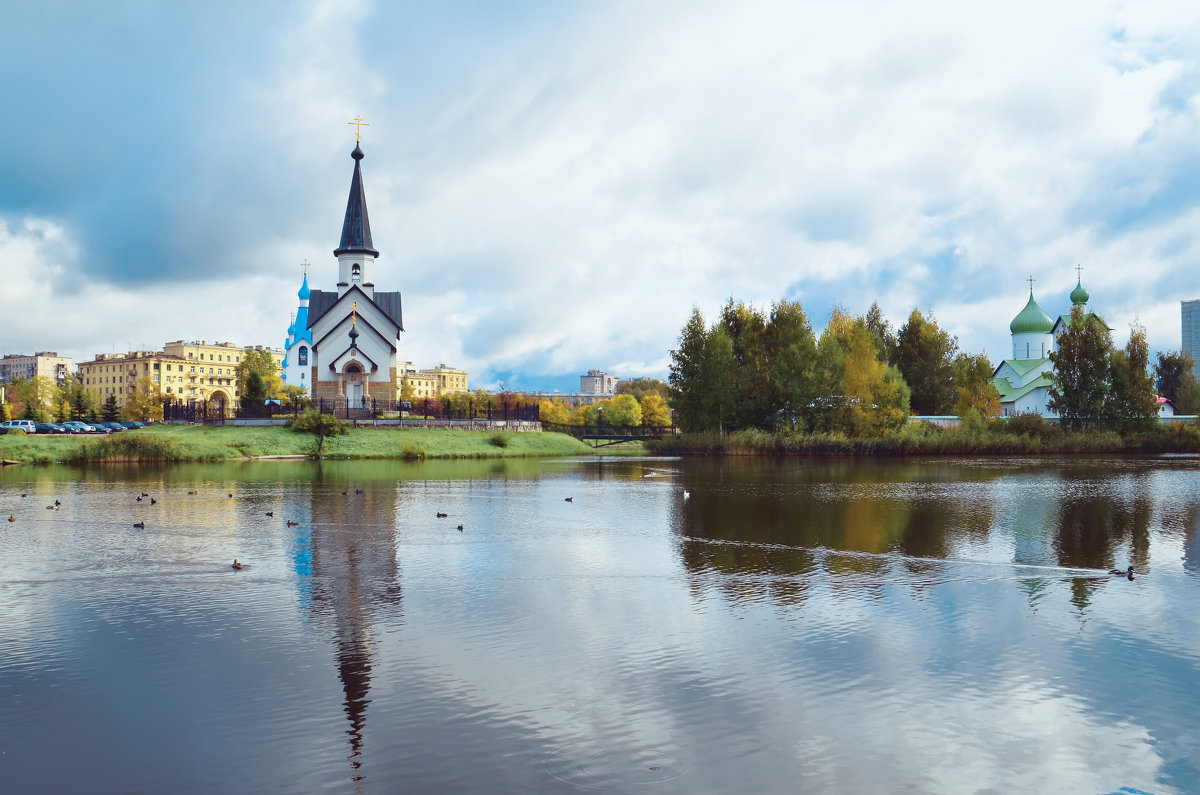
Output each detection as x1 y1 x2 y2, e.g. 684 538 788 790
34 422 67 434
99 422 126 433
0 419 37 435
120 421 146 429
61 421 98 434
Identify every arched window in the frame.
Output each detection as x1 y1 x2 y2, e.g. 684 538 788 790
298 346 308 366
352 263 361 281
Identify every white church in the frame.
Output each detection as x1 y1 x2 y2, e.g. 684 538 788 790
281 136 404 411
991 278 1107 417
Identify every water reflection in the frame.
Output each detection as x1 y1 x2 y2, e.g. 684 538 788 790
306 468 402 783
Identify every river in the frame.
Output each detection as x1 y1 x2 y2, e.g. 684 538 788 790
2 456 1198 793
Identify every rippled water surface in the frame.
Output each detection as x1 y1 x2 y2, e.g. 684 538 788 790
2 456 1199 793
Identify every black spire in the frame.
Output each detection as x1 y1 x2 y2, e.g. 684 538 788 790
334 143 379 258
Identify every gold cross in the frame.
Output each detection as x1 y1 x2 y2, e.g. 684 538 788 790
352 301 358 326
348 116 369 142
300 259 309 275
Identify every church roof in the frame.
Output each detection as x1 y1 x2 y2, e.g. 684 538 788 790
334 144 379 258
991 372 1054 404
307 287 404 333
1010 292 1054 334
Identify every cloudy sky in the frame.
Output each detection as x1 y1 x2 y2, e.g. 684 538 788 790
3 1 1200 392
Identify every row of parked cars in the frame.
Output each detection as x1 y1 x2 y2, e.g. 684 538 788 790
0 419 148 435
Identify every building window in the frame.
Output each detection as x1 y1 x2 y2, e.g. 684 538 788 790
352 263 361 281
298 346 308 366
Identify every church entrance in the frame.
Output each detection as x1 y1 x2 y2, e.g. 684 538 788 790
346 365 364 408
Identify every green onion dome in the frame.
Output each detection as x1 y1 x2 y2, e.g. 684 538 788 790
1010 292 1054 334
1070 279 1089 306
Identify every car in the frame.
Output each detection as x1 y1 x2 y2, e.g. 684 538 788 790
61 421 98 434
99 422 126 433
34 422 67 434
0 419 37 435
120 421 146 429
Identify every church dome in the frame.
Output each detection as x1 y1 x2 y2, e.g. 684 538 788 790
298 273 311 301
1010 292 1054 334
1070 279 1089 306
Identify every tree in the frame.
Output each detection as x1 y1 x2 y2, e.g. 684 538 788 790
1154 351 1200 414
639 393 671 426
864 301 896 366
763 299 819 430
400 377 415 403
669 307 734 433
822 308 910 436
616 378 670 402
539 399 572 425
11 376 56 420
1106 323 1157 433
951 353 1000 418
602 394 642 427
101 394 121 422
282 384 311 408
123 376 164 422
242 370 267 406
894 308 959 415
1049 305 1111 431
235 350 284 402
719 299 771 429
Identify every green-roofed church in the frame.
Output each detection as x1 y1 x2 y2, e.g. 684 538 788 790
991 277 1108 417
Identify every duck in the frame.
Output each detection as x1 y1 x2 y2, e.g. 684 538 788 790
564 497 573 503
1109 565 1134 580
136 496 143 502
187 490 198 495
232 559 244 570
354 488 363 495
45 505 57 510
133 521 145 529
265 511 274 517
20 493 27 498
150 498 157 505
54 500 61 506
7 515 14 522
457 524 464 531
436 512 448 518
227 493 233 498
140 492 148 498
286 520 299 527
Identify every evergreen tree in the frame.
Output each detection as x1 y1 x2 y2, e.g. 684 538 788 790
101 394 121 422
1048 305 1111 431
719 300 770 429
864 301 896 366
669 308 734 433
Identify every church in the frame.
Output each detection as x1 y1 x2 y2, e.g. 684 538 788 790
282 133 404 409
990 277 1108 417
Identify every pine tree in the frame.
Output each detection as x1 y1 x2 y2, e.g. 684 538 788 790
1048 305 1111 431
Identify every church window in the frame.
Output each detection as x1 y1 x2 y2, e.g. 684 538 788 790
352 263 361 281
1026 343 1030 358
298 347 308 366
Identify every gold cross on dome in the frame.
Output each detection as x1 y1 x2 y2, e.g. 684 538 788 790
301 259 309 275
348 116 369 142
352 301 358 326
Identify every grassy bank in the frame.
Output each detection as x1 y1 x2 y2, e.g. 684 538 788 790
649 417 1200 456
0 424 595 464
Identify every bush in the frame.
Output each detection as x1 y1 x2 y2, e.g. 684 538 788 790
289 409 352 437
998 412 1060 441
489 431 512 448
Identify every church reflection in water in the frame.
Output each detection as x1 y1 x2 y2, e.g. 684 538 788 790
293 473 402 781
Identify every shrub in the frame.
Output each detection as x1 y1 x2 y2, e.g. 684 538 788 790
489 431 512 448
289 409 352 437
998 412 1059 441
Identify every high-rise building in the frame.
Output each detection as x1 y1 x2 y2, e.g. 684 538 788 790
1182 300 1200 379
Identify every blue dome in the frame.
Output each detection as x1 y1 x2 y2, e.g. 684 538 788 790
297 273 311 300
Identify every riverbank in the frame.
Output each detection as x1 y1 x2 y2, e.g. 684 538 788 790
648 419 1200 456
0 424 595 464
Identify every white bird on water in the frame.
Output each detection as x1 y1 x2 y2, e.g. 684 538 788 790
683 490 690 500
